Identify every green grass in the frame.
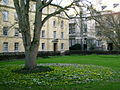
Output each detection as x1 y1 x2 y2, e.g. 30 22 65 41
0 55 120 90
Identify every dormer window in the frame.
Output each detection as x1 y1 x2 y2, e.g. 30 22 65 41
113 3 119 8
3 0 9 5
101 6 107 10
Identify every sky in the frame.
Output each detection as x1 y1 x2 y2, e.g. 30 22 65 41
52 0 73 6
52 0 120 15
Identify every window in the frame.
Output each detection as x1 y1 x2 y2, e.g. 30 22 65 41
83 24 87 33
14 42 19 51
3 27 8 36
53 31 56 39
14 13 18 21
24 0 27 5
3 42 8 52
96 40 101 47
2 11 9 21
42 30 45 38
69 23 75 34
101 6 107 10
61 32 64 39
3 0 9 5
113 3 119 8
42 43 45 50
53 20 56 27
32 4 36 11
61 20 64 29
61 43 64 50
14 28 19 37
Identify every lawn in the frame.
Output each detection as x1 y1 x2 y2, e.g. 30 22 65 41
0 55 120 90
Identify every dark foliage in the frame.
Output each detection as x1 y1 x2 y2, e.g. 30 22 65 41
12 66 54 74
0 51 61 61
69 44 82 50
64 50 120 55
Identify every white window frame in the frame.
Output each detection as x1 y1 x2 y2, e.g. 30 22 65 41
53 20 56 27
14 13 18 21
14 28 19 37
61 43 64 50
3 42 8 52
42 30 45 38
3 0 9 5
53 31 56 39
2 11 9 21
3 27 8 36
32 4 36 11
14 42 19 52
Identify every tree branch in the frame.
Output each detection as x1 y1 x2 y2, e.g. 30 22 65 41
42 2 75 25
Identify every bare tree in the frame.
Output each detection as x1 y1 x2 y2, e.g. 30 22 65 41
13 0 75 69
74 0 120 50
88 6 120 50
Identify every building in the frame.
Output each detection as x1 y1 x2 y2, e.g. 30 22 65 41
69 0 120 51
69 2 102 51
0 0 69 53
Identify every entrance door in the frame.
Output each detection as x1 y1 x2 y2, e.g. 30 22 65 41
107 43 113 51
53 43 57 52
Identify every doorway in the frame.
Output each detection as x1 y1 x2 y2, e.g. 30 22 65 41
107 43 113 51
53 43 57 52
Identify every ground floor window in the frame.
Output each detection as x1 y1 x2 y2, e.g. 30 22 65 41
14 42 19 51
61 43 64 50
3 42 8 52
42 43 45 50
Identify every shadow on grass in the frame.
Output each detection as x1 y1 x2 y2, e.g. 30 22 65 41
12 66 54 74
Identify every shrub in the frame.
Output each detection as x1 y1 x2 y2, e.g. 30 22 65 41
69 44 82 50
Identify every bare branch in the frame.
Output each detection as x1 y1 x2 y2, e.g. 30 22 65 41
42 2 75 25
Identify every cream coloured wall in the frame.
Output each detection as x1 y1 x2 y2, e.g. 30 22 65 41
0 0 69 53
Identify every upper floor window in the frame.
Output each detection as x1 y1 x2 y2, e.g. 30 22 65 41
3 27 8 36
14 13 18 21
96 40 102 47
53 20 56 27
32 4 36 11
14 28 19 37
24 0 27 5
3 0 9 5
61 32 64 39
69 23 76 34
2 11 9 21
53 31 56 39
3 42 8 52
14 42 19 51
61 20 64 29
113 3 119 8
83 24 87 33
101 6 107 10
42 30 45 38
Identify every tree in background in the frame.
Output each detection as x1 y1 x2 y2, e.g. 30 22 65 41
74 0 120 50
88 6 120 50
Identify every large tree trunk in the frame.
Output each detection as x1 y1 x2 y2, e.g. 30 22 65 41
25 50 37 69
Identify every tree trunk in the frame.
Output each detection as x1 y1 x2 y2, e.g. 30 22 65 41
25 48 38 69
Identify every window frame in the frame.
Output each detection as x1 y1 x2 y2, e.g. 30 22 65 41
3 42 8 52
14 42 19 52
2 11 9 22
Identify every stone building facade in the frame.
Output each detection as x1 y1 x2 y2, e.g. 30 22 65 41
0 0 69 53
69 0 120 51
